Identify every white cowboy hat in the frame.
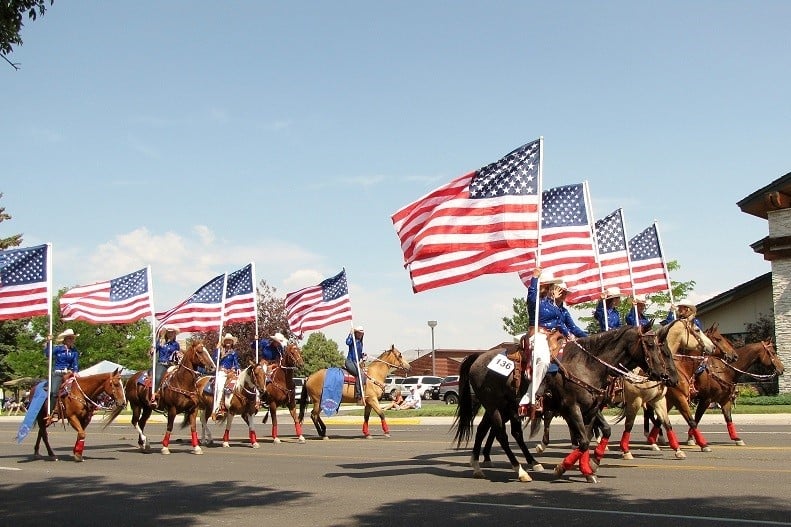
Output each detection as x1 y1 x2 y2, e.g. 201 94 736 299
633 295 647 304
354 326 365 333
540 271 563 285
604 287 622 298
271 332 288 348
677 301 696 310
56 328 79 342
163 325 179 334
221 333 238 345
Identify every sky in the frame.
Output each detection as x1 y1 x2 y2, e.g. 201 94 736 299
3 2 789 358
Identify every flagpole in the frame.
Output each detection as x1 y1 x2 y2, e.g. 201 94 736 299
343 268 364 402
146 265 158 402
619 208 640 327
45 243 53 415
532 138 545 341
653 221 676 308
251 261 260 363
214 273 229 398
583 182 608 299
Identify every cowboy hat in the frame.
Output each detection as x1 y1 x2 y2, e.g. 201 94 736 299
604 287 622 298
162 325 179 334
677 301 697 311
633 295 647 304
221 333 238 345
540 271 563 285
271 332 288 348
56 328 79 342
354 326 365 333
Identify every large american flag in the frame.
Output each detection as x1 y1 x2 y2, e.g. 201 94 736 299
629 223 670 296
285 269 352 338
392 140 542 292
517 182 596 289
60 267 152 324
155 273 225 333
0 244 51 321
223 263 257 325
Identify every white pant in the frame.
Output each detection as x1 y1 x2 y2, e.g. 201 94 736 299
519 333 550 405
213 371 230 414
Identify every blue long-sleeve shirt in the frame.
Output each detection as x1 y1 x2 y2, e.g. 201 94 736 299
594 300 622 331
559 305 588 338
218 350 240 370
662 311 703 330
346 335 365 362
44 344 79 372
255 339 282 361
626 308 650 327
156 340 180 364
527 277 570 337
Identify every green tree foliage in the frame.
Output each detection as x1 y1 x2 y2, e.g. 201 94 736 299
502 261 695 335
297 332 344 377
0 193 23 249
0 0 53 63
0 193 26 381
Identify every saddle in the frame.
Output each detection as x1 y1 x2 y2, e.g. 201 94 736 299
509 328 566 395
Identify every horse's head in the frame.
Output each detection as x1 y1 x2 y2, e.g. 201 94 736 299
185 340 216 374
380 345 411 373
283 342 304 369
637 321 679 387
103 368 127 409
247 360 268 392
660 319 715 356
759 340 784 376
704 323 739 362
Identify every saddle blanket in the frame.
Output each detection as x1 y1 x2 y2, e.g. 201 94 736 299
16 380 48 444
321 368 345 417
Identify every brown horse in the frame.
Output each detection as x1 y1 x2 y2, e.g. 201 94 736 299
685 339 784 446
31 369 126 462
616 319 717 459
260 342 306 443
196 360 268 448
107 340 215 454
298 345 411 439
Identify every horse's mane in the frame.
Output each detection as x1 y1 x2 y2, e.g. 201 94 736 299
573 325 633 352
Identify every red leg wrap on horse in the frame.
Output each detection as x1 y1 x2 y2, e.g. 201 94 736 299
272 424 278 438
222 429 230 442
594 437 609 460
73 439 85 455
249 430 257 443
162 432 171 447
362 422 370 436
295 422 303 436
561 449 583 470
579 449 593 476
191 431 199 447
619 431 631 453
727 422 739 440
666 429 680 450
648 426 661 444
381 420 390 434
691 427 708 447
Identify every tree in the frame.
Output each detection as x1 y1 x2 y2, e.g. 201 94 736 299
502 261 696 335
1 1 53 68
743 313 774 345
0 193 26 381
297 332 344 377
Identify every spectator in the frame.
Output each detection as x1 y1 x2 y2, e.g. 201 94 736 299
399 386 422 410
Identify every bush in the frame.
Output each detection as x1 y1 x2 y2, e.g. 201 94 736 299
736 394 791 406
737 385 759 398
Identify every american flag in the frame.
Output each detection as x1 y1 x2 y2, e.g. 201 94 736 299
285 269 352 338
60 267 152 324
223 263 257 325
0 244 51 321
517 182 596 289
560 209 633 304
629 223 670 295
392 140 541 292
155 273 225 333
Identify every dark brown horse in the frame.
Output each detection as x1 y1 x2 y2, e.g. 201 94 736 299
260 342 306 443
31 369 126 461
196 360 268 448
685 339 784 446
298 345 411 439
454 323 677 483
107 340 215 454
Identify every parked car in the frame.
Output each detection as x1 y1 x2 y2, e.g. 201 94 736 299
437 375 460 404
382 376 406 400
293 377 305 399
399 376 444 400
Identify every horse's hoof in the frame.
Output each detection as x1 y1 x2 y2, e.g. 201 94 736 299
649 444 660 451
384 433 391 439
622 452 634 460
321 436 329 441
222 442 230 448
517 468 532 482
674 449 687 460
532 463 544 472
735 440 746 446
553 465 566 479
73 455 84 463
701 445 712 453
585 474 599 484
160 447 170 455
686 439 696 446
472 471 486 479
364 435 372 440
298 436 306 444
33 453 43 460
535 443 546 454
191 447 203 455
481 460 493 468
251 442 260 449
273 437 282 444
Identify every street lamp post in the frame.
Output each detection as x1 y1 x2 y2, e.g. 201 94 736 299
427 320 437 376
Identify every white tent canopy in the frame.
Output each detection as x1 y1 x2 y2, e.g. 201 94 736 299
78 360 136 377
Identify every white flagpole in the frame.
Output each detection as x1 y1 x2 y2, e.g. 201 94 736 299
251 261 260 363
532 138 545 341
344 268 364 402
214 273 229 394
619 209 640 327
583 182 607 297
653 221 676 311
45 243 53 415
146 265 158 402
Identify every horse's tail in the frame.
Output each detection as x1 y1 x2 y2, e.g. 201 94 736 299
262 408 270 424
102 403 127 429
297 375 310 423
452 354 478 448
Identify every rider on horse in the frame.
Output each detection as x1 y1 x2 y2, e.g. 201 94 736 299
345 326 366 404
257 332 288 376
594 287 624 331
43 328 80 424
150 325 181 407
213 333 241 421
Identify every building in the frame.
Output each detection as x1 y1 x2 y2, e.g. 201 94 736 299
696 272 773 343
407 342 516 377
737 171 791 393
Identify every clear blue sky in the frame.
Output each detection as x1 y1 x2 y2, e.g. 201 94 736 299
3 2 787 356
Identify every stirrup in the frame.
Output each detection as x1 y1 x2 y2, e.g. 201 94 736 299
518 404 531 418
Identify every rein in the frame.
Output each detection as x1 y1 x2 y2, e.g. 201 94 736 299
69 376 124 412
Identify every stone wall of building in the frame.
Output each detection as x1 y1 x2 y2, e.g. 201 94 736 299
768 209 791 393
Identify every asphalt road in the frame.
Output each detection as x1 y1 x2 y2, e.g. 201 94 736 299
1 410 790 527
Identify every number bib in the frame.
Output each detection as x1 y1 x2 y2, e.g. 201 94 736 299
487 354 514 377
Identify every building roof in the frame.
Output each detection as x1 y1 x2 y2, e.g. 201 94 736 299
737 171 791 219
696 272 771 316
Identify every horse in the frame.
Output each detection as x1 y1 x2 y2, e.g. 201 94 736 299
454 323 677 483
107 340 216 454
259 342 306 444
196 360 268 448
615 318 717 459
31 369 126 462
298 345 411 439
685 339 783 446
